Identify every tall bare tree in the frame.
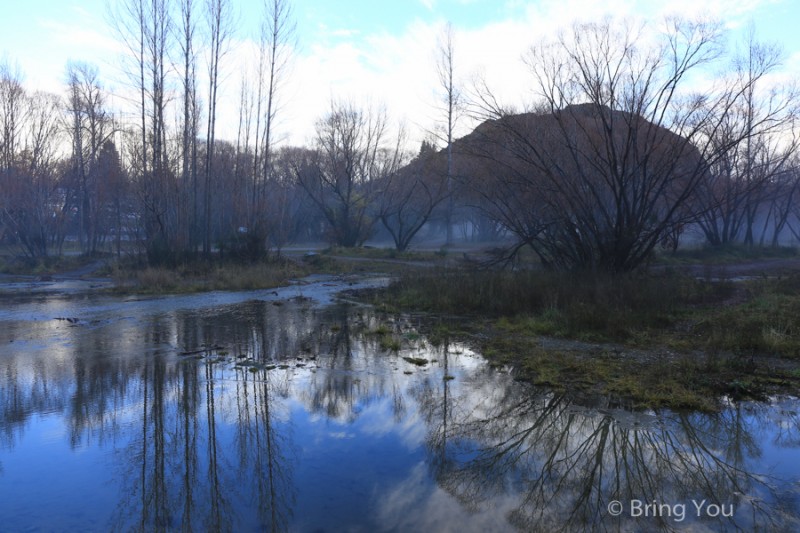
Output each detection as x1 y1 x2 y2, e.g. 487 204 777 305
66 62 114 254
202 0 234 256
109 0 174 263
109 0 148 177
0 61 25 173
257 0 295 182
435 22 461 246
178 0 200 251
245 0 295 256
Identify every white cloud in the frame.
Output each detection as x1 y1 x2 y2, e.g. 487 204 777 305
10 0 790 152
265 0 790 150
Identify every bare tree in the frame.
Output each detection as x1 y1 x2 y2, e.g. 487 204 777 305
257 0 295 185
251 146 305 252
294 101 393 247
0 68 64 258
109 0 149 177
435 22 461 246
272 146 327 244
202 0 234 257
0 61 25 173
694 32 798 246
109 0 175 263
66 62 115 254
377 141 449 251
178 0 200 252
465 18 783 273
761 163 799 246
243 0 296 257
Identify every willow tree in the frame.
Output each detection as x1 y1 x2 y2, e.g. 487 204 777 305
376 142 448 251
466 18 777 273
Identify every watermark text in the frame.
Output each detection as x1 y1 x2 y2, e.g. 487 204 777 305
607 499 734 522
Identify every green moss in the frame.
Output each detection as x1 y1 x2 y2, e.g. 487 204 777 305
477 320 800 411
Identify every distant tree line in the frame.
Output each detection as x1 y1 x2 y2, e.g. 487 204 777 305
0 10 798 273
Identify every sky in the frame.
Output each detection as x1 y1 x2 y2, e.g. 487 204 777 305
2 0 799 150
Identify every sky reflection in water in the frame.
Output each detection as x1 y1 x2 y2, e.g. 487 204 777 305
0 291 799 532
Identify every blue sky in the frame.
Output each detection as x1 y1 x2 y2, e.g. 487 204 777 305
2 0 799 146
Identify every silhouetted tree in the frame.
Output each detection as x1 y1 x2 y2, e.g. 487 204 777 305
694 32 798 246
295 101 399 247
376 143 448 251
66 62 115 254
203 0 234 257
467 18 782 273
435 22 462 246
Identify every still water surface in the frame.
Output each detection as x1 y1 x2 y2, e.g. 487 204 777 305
0 278 799 532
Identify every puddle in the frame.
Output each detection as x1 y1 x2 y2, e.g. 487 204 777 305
0 280 798 531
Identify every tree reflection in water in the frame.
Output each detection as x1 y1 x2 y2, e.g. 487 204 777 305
0 300 798 531
415 367 800 532
107 307 299 532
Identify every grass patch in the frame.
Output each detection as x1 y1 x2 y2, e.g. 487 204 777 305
656 243 797 265
302 251 427 276
373 268 731 342
697 274 800 357
0 253 100 276
369 324 392 336
362 268 800 411
486 342 718 410
379 335 402 351
112 258 306 293
367 321 403 351
479 317 800 411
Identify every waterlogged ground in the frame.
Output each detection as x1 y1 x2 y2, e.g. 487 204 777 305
0 276 799 532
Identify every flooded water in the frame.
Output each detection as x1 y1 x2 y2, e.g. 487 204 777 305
1 277 799 532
